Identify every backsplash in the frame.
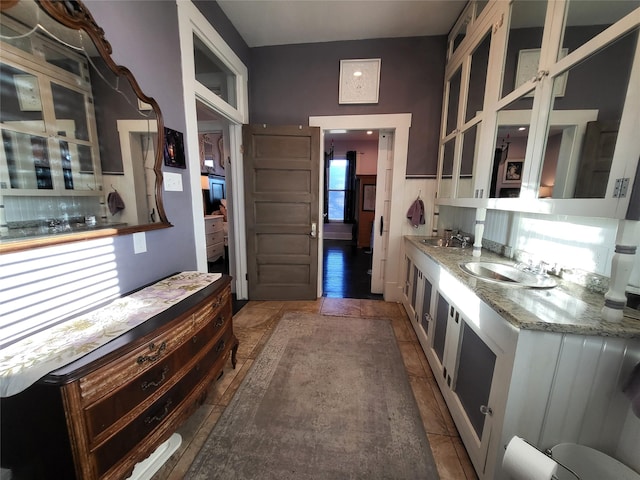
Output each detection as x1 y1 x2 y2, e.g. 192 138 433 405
4 196 103 225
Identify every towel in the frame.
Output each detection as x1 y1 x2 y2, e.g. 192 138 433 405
107 191 125 215
406 198 425 228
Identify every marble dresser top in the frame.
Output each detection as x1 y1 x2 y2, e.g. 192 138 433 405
405 236 640 339
0 271 223 397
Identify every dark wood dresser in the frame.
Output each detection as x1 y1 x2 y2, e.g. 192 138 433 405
1 275 238 480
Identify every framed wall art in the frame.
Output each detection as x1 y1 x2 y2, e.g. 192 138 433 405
515 48 569 97
163 127 186 169
503 160 523 183
363 184 376 211
339 58 381 104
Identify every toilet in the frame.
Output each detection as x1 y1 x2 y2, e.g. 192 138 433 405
550 443 640 480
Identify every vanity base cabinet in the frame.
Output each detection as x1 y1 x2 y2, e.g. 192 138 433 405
0 275 238 480
402 238 519 479
401 238 640 479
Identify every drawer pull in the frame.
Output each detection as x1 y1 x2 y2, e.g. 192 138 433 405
137 341 167 365
144 399 173 425
214 315 225 328
141 365 169 391
213 296 223 308
215 339 226 353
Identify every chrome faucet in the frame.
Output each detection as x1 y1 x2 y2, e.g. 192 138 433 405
449 233 470 248
516 259 549 275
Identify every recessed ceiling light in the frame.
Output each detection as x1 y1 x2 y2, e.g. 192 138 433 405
518 127 526 131
353 71 363 77
329 129 347 134
366 131 373 135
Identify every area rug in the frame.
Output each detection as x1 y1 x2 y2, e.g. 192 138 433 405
186 312 439 479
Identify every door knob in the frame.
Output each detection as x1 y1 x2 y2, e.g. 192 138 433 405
310 222 317 238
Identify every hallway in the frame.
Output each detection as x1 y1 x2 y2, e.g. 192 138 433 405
322 239 382 300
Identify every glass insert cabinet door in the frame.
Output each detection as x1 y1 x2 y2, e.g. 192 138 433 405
1 44 100 193
439 0 640 216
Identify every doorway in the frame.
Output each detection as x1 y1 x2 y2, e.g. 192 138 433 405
310 114 411 302
322 130 379 299
195 101 232 277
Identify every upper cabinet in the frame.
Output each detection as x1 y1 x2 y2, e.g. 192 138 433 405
437 0 640 219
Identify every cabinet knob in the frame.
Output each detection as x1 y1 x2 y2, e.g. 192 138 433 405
480 405 493 416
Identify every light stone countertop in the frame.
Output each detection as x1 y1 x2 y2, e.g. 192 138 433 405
405 236 640 339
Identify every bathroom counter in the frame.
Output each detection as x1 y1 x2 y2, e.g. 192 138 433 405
404 236 640 338
0 222 127 242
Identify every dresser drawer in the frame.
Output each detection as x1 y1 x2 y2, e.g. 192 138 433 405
84 300 231 443
92 327 234 477
205 230 224 247
206 243 225 261
204 217 223 235
79 316 194 404
193 284 230 328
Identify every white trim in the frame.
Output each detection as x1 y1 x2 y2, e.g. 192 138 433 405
114 119 158 228
309 114 411 302
177 0 249 298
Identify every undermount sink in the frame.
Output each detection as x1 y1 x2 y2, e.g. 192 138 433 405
459 262 557 288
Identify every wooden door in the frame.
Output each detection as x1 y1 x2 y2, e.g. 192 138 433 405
242 125 320 300
574 121 618 198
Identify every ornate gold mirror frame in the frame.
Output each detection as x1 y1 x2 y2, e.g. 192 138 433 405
0 0 170 254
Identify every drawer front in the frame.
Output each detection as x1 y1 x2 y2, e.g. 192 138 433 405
204 217 223 234
205 230 224 246
84 300 232 443
79 318 194 403
93 327 234 477
206 243 224 261
193 284 230 329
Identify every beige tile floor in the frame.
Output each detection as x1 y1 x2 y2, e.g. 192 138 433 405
152 298 478 480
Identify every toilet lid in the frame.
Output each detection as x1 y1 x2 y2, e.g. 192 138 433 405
550 443 640 480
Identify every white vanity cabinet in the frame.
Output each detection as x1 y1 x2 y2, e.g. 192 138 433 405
402 239 518 476
437 0 640 219
402 237 640 479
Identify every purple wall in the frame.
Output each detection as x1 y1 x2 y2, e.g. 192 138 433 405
248 36 447 177
193 1 251 67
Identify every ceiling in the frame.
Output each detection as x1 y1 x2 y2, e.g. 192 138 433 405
217 0 467 48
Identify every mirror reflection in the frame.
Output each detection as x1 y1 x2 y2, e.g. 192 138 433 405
490 0 639 200
540 28 639 198
490 113 530 199
501 0 546 100
0 0 166 244
439 138 455 199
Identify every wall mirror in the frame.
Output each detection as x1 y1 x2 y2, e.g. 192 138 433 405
0 0 169 253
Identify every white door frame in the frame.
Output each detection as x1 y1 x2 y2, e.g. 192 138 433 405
177 1 249 299
309 114 411 302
